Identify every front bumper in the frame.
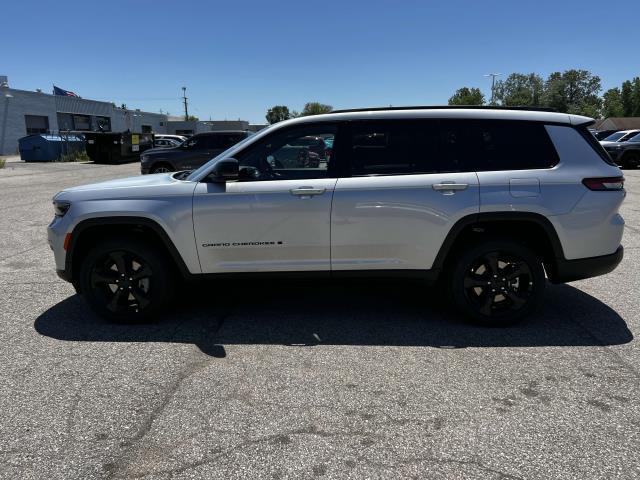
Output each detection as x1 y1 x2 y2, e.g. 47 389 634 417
552 245 623 283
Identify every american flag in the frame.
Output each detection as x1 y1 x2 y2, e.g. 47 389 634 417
53 86 80 97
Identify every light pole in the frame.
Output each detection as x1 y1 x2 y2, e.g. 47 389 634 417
182 87 189 121
484 73 502 105
0 93 13 156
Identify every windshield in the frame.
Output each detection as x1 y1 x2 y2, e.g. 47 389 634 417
602 132 626 142
186 131 261 181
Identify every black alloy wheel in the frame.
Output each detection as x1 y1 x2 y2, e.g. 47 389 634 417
90 250 153 315
79 239 174 322
450 240 545 325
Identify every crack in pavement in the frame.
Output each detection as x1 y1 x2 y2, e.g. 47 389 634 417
105 312 230 479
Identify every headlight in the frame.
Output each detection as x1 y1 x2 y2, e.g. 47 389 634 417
53 200 71 217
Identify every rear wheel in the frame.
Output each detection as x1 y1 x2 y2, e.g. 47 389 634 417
620 152 640 169
448 240 545 326
79 238 174 323
150 163 174 174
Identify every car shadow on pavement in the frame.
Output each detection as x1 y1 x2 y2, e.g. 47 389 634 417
34 279 633 357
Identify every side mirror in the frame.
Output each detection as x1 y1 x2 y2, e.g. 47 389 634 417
208 158 239 182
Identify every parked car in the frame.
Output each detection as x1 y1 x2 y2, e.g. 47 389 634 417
154 134 187 144
49 107 624 326
600 129 640 147
153 138 182 149
603 131 640 168
592 129 620 140
140 130 253 174
288 136 328 159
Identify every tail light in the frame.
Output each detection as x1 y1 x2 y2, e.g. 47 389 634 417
582 176 624 191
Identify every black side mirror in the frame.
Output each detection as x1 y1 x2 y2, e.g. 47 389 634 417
209 158 239 182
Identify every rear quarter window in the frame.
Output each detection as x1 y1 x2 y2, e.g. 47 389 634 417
466 120 559 171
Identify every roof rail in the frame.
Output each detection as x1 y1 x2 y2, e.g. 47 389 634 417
331 105 557 114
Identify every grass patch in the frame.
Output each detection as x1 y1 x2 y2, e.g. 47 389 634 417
0 158 5 169
58 150 90 163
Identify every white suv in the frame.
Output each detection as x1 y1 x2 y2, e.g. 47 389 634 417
48 107 625 325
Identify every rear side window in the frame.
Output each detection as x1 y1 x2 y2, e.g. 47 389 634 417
446 120 560 171
348 120 439 176
576 125 617 166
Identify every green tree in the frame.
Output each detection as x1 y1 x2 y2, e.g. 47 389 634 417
621 80 634 116
300 102 333 116
448 87 485 106
541 69 601 116
265 105 291 124
602 88 624 118
186 115 199 121
495 73 543 106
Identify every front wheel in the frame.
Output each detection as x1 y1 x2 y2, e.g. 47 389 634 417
448 240 545 326
79 238 174 323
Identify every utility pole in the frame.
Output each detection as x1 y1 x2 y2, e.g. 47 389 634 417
484 73 502 105
182 87 189 121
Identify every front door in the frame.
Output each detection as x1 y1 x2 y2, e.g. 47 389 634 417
193 124 340 273
331 119 480 271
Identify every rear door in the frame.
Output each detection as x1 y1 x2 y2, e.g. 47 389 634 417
331 119 480 271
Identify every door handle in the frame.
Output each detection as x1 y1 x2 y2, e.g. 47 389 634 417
432 182 468 193
290 186 326 196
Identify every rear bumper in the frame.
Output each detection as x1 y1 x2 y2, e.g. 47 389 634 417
552 245 623 283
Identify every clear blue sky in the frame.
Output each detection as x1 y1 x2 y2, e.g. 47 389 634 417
3 0 638 123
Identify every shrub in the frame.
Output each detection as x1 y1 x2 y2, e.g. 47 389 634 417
0 158 5 169
58 150 90 163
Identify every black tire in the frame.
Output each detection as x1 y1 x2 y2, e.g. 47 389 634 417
150 163 174 174
79 238 175 323
448 240 545 326
620 152 640 170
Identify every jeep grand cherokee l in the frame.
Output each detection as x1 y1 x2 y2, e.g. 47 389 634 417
49 107 625 326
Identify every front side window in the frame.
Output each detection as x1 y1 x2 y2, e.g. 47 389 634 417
235 125 337 181
182 136 206 150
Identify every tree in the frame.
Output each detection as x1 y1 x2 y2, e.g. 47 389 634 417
541 69 601 116
265 105 291 124
448 87 485 106
621 80 634 117
602 88 624 118
300 102 333 116
494 73 543 106
186 115 199 121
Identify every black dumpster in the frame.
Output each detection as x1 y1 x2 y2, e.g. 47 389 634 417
18 134 85 162
84 132 154 164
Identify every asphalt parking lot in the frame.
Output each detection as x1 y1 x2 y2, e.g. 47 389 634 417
0 157 639 480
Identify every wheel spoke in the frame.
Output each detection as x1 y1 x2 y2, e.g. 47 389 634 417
464 275 488 289
130 289 151 310
484 252 499 275
504 262 529 280
109 251 128 275
91 270 119 285
504 290 527 309
107 289 125 312
131 264 152 281
478 292 494 316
